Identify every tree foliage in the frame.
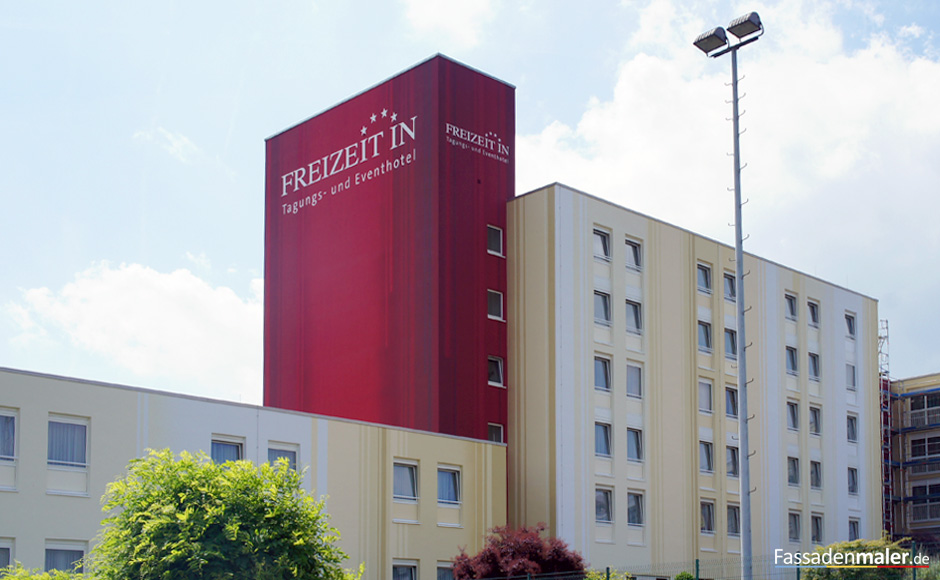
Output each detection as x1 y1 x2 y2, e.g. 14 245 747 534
452 524 585 579
799 535 910 580
89 449 358 580
0 562 84 580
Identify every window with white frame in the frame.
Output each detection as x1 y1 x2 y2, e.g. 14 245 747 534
701 501 715 533
726 387 738 418
698 322 712 353
848 467 859 495
808 352 821 381
699 380 713 413
625 300 642 334
594 229 611 261
812 513 823 544
45 542 85 573
846 363 857 390
724 273 736 302
787 401 799 431
48 416 88 468
697 264 712 293
488 356 505 387
594 291 612 326
625 239 642 271
627 428 643 461
0 409 16 463
727 446 739 477
210 437 243 463
787 457 800 485
487 225 503 256
596 487 613 523
911 436 940 459
809 406 821 436
808 301 820 327
789 512 801 542
725 328 737 360
786 346 798 375
393 562 417 580
595 422 612 457
487 290 504 320
811 461 822 489
847 415 858 443
394 462 418 501
627 492 644 525
0 538 12 569
437 467 460 505
700 441 714 473
845 313 856 337
437 564 455 580
487 423 504 443
728 504 741 537
785 294 798 320
594 356 611 392
267 443 298 470
627 363 642 398
849 518 860 541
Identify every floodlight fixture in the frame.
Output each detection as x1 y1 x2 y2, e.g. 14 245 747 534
727 12 762 39
693 27 728 55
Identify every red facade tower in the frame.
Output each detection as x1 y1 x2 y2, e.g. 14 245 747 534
264 56 513 441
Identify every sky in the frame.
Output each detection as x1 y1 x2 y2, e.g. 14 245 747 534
2 0 938 405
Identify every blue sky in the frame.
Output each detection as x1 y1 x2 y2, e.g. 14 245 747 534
2 0 938 403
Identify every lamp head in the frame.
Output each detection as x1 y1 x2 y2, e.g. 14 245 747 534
693 27 729 55
727 12 762 39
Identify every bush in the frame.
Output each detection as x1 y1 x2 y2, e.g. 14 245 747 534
453 524 585 579
0 563 84 580
798 535 909 580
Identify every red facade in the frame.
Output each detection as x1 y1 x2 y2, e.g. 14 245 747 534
264 56 513 440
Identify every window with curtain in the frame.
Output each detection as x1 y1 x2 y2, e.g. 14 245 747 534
437 565 455 580
438 468 460 505
45 548 83 573
267 448 297 470
47 420 87 468
0 414 14 461
594 423 611 457
211 440 242 463
393 564 416 580
627 364 642 398
595 488 612 523
394 463 417 501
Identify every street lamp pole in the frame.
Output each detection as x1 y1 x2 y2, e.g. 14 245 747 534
694 13 763 580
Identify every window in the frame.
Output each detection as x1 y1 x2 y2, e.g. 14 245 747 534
700 441 714 473
808 301 820 327
393 563 417 580
625 300 642 334
846 364 857 390
628 492 644 525
45 547 84 573
487 290 504 320
595 423 612 457
701 501 715 533
0 539 11 569
48 418 88 468
809 406 821 435
438 468 460 505
596 488 613 523
808 352 820 381
594 357 611 392
789 512 801 542
627 364 642 398
697 264 712 293
267 447 297 470
487 225 503 256
728 504 741 536
487 423 504 443
785 294 797 320
699 380 713 413
211 439 243 463
911 436 940 458
811 461 822 489
627 428 643 461
848 467 859 495
698 322 712 353
849 518 860 541
394 463 418 501
488 357 504 386
845 313 856 337
438 565 455 580
726 387 739 418
787 457 800 485
787 401 799 431
625 239 642 271
786 346 798 375
726 446 739 477
847 415 858 442
725 328 737 360
594 291 611 326
724 273 736 302
0 410 15 462
593 229 611 261
812 514 823 543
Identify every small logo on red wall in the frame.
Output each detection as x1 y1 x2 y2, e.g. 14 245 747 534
444 122 510 164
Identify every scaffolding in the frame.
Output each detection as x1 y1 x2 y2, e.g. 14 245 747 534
880 318 894 536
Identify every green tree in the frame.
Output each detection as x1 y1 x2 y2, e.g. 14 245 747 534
799 535 909 580
89 449 359 580
0 562 84 580
452 524 585 579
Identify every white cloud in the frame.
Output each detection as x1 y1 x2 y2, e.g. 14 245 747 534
400 0 499 48
7 262 262 404
133 127 203 164
185 251 212 270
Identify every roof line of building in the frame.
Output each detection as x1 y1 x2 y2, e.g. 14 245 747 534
515 182 878 302
0 366 506 448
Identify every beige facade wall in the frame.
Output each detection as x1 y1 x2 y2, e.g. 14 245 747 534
0 368 506 578
508 183 881 569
